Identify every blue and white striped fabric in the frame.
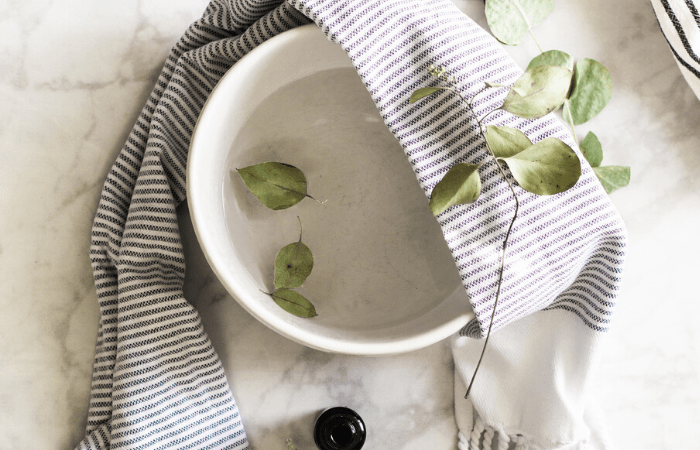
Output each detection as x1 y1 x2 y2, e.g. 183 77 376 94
78 0 627 448
79 2 309 448
290 0 626 339
652 0 700 99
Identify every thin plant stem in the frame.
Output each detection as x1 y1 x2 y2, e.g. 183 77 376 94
470 85 490 104
564 100 578 144
479 108 499 124
529 29 544 54
450 85 520 400
464 188 518 399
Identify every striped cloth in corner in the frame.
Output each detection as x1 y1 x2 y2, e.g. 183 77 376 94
651 0 700 99
78 0 627 449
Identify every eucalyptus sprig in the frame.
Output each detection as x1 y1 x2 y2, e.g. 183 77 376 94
261 218 317 318
236 164 319 318
236 161 324 209
411 63 581 398
485 0 630 193
273 217 314 290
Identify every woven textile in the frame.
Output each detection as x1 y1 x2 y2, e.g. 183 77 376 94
78 0 627 448
651 0 700 100
290 0 626 339
78 2 310 448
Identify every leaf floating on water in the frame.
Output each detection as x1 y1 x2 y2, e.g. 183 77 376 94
592 166 630 194
429 163 482 216
500 65 572 119
269 289 317 318
409 87 446 103
498 137 581 195
236 162 309 210
564 58 612 125
485 0 554 46
580 131 603 167
484 125 532 158
526 49 574 71
274 235 314 289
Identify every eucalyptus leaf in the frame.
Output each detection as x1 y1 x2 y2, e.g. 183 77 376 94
498 137 581 195
485 0 554 46
500 65 573 119
410 87 446 103
580 131 603 168
429 163 481 216
592 166 630 194
269 289 317 318
484 125 532 158
274 239 314 289
237 162 309 210
564 58 612 125
526 49 574 71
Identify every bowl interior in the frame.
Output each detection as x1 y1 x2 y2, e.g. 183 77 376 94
188 25 473 355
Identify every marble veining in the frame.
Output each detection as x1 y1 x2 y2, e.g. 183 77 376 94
1 0 699 449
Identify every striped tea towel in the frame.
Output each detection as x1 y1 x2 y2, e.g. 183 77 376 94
651 0 700 99
78 0 627 449
78 3 310 448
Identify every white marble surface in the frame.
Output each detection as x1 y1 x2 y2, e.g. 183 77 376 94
0 0 698 449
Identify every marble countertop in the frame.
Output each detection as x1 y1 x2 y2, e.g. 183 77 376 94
1 0 698 448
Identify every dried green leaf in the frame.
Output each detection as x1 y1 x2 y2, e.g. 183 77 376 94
410 87 446 103
269 289 317 318
526 49 574 72
484 125 532 158
429 163 481 216
500 65 573 119
485 0 554 46
236 162 309 210
592 166 630 194
485 81 508 88
274 239 313 289
498 137 581 195
564 58 612 125
580 131 603 168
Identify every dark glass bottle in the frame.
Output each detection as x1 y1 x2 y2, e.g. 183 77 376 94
313 406 366 450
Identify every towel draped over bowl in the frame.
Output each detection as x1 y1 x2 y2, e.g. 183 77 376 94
77 0 627 449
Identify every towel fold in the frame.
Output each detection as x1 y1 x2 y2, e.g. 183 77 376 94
78 1 626 449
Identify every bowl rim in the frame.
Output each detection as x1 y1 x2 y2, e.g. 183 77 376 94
186 24 474 355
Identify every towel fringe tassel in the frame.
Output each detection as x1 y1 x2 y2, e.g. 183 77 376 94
467 410 536 450
514 434 529 450
483 425 495 449
497 429 510 450
470 415 485 450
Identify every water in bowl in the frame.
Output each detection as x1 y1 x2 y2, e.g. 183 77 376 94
223 67 462 331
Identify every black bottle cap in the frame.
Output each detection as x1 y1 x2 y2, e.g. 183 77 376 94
313 406 366 450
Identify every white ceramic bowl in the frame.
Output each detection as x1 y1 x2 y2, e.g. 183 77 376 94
187 24 474 355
